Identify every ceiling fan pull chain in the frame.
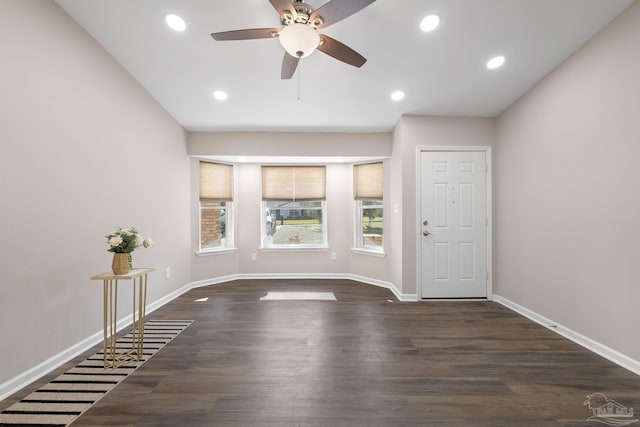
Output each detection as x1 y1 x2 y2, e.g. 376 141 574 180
297 55 303 101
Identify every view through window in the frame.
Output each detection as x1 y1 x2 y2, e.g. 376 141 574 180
263 200 325 247
262 166 327 248
200 200 229 250
357 199 383 250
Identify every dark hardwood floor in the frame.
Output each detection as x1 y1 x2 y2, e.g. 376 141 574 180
2 279 639 426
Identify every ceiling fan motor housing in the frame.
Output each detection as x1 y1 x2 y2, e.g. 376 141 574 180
281 0 323 27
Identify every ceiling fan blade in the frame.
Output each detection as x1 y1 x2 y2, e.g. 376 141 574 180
309 0 376 28
211 28 279 41
269 0 297 20
318 35 366 68
281 52 300 79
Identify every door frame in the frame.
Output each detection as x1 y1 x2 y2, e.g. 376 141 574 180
416 146 493 300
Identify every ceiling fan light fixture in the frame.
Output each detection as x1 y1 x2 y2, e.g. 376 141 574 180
278 23 320 58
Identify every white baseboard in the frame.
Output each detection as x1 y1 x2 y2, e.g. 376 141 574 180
237 272 347 281
0 310 139 401
0 281 197 401
0 273 412 401
189 274 241 289
346 274 418 301
190 272 417 301
0 328 101 401
493 295 640 376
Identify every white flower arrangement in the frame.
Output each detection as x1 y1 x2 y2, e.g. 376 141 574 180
105 227 152 254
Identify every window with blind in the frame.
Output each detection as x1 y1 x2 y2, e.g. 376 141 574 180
354 162 383 252
199 161 233 252
261 166 327 248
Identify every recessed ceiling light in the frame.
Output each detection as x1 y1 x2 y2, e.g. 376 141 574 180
390 90 405 101
486 55 506 70
420 14 440 32
165 14 186 32
213 90 228 101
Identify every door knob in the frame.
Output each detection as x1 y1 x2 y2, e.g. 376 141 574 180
423 231 431 237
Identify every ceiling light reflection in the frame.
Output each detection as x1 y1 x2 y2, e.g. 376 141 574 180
213 90 228 101
165 14 186 32
487 55 506 69
420 14 440 32
391 90 405 101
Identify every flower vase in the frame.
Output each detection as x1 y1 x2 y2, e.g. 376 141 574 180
112 253 130 275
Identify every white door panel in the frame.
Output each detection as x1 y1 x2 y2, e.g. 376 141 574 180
421 151 487 298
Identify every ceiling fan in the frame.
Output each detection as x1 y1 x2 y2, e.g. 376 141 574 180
211 0 376 79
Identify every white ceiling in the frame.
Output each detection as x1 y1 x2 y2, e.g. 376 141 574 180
54 0 634 132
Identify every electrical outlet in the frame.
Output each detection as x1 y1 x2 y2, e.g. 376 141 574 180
331 252 337 260
251 253 257 262
165 267 171 279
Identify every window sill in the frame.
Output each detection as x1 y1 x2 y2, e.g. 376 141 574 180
260 246 330 253
351 248 386 257
195 248 237 257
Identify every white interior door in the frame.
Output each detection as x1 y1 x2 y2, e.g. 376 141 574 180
420 151 488 298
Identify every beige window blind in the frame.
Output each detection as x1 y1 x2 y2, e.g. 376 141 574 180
262 166 326 201
354 162 383 200
199 161 233 201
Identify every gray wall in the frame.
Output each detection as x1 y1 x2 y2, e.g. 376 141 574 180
189 132 392 158
390 116 496 295
0 0 191 386
495 1 640 360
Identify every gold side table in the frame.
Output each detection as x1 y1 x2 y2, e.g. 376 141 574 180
90 268 155 368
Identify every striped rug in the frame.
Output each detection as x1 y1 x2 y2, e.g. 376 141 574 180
0 319 193 426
